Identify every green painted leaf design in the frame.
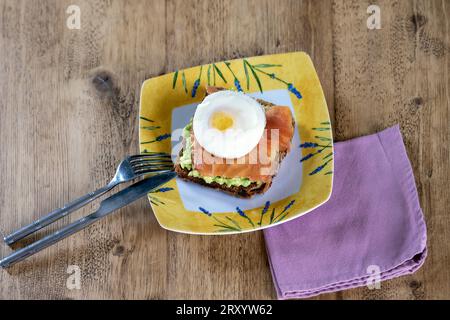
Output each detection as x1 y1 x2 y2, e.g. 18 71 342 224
182 71 187 93
253 63 282 68
212 221 230 229
212 216 241 231
274 211 290 223
139 116 154 123
172 71 178 89
309 158 333 175
312 127 331 131
149 196 165 206
269 208 275 224
207 65 211 86
226 216 241 229
245 216 255 227
245 60 263 93
214 225 240 232
198 65 203 79
213 63 227 83
315 135 332 141
323 152 333 160
243 60 250 90
140 126 161 130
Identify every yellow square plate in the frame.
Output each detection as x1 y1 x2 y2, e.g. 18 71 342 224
139 52 333 235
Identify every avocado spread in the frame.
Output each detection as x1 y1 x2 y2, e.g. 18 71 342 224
179 122 261 188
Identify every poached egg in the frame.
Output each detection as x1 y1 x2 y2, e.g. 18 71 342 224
192 90 266 159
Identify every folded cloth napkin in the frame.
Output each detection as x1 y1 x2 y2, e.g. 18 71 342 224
263 125 427 299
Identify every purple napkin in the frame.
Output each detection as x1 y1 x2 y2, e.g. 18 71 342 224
263 125 427 299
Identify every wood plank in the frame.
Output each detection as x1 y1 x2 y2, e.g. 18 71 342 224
328 0 450 300
0 0 169 299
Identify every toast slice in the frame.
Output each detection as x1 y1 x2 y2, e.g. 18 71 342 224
174 86 294 198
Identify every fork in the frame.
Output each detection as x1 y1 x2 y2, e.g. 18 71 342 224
3 153 173 245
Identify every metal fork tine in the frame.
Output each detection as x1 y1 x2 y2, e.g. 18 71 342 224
137 157 173 162
133 164 174 171
131 152 168 156
130 156 172 161
134 172 172 176
130 157 172 165
130 156 173 162
133 167 174 174
129 153 172 161
131 160 173 170
134 165 173 174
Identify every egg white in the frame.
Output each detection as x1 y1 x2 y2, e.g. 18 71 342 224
193 90 266 159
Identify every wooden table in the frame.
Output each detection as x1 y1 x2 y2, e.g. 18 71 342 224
0 0 448 299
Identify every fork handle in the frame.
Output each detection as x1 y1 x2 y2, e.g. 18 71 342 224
3 184 115 245
0 209 102 268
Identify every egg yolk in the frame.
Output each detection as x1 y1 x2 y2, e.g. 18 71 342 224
210 111 234 131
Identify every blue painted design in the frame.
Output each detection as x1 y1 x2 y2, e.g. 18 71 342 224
236 207 255 227
262 201 270 215
191 79 200 97
282 200 295 213
271 200 296 223
236 207 247 218
140 133 171 144
148 187 174 207
152 187 174 193
300 153 314 162
300 143 330 163
258 201 271 225
199 207 212 216
309 159 333 175
288 83 302 99
198 207 243 232
298 121 333 174
156 133 171 141
224 61 244 92
300 142 319 148
191 65 203 97
234 78 243 92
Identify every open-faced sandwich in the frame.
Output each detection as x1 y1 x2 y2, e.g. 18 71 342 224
175 86 295 198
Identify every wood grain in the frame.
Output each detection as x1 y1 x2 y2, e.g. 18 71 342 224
0 0 448 299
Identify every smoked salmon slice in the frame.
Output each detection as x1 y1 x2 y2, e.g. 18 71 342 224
191 103 294 182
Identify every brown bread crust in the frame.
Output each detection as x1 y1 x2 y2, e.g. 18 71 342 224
174 163 272 198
